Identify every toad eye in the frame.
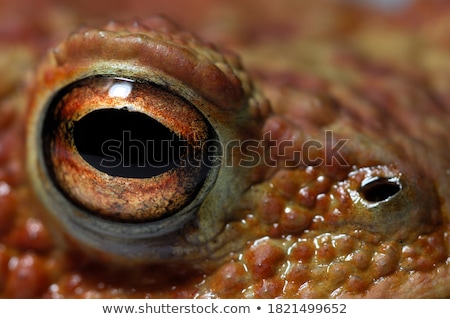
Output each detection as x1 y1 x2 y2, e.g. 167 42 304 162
43 76 216 222
26 18 269 262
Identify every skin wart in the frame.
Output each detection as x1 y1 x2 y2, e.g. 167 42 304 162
0 0 449 298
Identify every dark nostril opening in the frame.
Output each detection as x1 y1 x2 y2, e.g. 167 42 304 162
359 177 401 202
74 108 187 178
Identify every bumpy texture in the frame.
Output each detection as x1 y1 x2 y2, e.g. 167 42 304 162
0 0 449 298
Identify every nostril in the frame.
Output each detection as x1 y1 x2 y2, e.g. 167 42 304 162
359 177 401 202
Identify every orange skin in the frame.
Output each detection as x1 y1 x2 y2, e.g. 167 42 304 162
0 0 449 298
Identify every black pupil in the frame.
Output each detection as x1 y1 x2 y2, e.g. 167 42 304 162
359 177 401 202
74 108 187 178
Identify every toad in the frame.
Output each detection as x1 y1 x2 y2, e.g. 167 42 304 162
0 0 449 298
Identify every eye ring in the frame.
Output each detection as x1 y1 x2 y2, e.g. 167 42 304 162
42 76 218 223
35 75 221 242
